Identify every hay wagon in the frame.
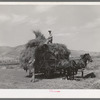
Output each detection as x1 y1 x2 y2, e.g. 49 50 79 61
35 50 61 78
34 44 69 78
20 31 70 79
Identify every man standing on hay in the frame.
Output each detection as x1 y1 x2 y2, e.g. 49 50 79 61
45 30 53 44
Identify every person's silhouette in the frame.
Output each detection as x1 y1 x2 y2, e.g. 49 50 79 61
47 30 53 44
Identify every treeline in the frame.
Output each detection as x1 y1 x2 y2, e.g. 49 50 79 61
0 59 19 66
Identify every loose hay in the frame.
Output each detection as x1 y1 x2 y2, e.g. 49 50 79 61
20 30 46 71
84 72 96 78
26 31 46 48
20 30 70 74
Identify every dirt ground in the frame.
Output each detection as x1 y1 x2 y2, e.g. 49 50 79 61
0 57 100 89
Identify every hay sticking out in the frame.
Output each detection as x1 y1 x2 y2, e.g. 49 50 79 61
20 30 70 73
26 31 46 48
20 31 46 71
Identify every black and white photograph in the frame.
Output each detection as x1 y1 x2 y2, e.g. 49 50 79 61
0 2 100 90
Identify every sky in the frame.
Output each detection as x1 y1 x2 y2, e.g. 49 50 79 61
0 5 100 52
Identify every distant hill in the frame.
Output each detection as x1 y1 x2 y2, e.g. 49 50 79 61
0 45 100 59
0 46 13 56
71 50 100 58
4 45 25 58
0 45 25 58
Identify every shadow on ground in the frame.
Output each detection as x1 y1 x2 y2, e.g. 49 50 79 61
25 72 63 79
25 72 96 82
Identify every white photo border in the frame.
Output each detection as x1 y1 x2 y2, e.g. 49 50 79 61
0 2 100 98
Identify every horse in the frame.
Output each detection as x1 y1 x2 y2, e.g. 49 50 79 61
62 53 93 80
72 53 93 78
66 60 77 79
58 59 77 80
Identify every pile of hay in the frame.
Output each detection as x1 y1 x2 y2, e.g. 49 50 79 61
20 31 46 71
34 43 70 72
26 31 46 48
35 43 70 60
20 30 70 73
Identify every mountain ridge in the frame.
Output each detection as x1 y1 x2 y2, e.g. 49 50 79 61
0 45 99 58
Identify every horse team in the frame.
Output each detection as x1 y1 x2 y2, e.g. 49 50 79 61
61 53 93 80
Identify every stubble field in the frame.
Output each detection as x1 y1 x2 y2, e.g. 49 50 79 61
0 57 100 89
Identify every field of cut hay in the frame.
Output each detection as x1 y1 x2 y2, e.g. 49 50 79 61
0 56 99 89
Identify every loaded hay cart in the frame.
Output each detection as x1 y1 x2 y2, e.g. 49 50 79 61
34 43 70 78
20 31 70 79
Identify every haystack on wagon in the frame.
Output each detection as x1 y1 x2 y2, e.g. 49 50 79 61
20 30 70 79
20 31 46 73
34 43 70 78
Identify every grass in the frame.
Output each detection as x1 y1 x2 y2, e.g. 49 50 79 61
0 56 99 89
